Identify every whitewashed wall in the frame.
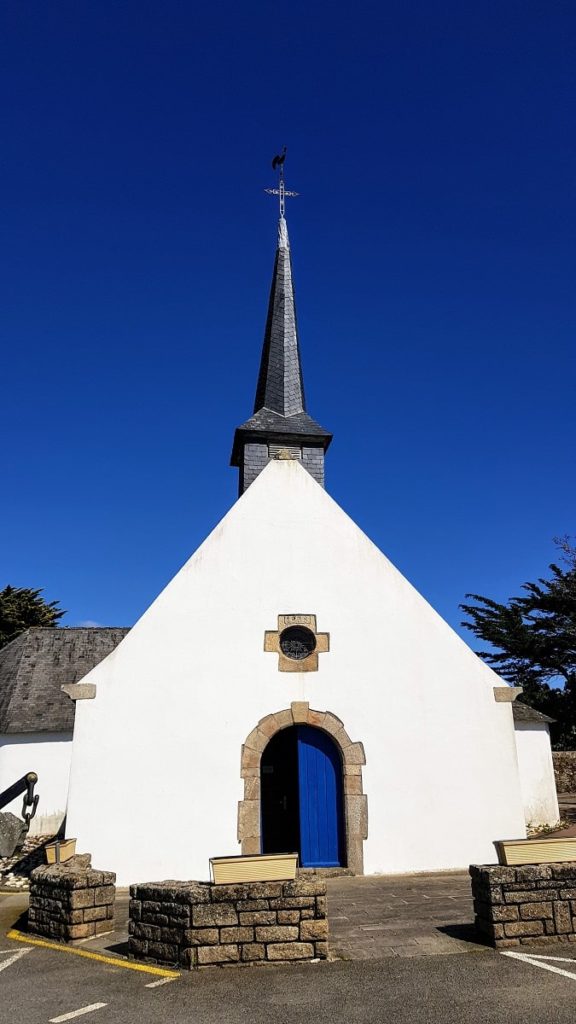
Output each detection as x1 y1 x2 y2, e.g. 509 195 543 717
0 733 72 836
514 722 559 828
67 461 526 885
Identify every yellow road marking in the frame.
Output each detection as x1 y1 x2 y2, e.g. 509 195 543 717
7 930 179 978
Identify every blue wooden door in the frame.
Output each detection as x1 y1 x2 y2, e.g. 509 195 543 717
297 725 344 867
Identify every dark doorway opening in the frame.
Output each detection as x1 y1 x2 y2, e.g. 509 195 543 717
260 725 345 868
261 728 300 855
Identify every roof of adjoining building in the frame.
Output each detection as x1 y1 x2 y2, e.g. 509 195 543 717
0 627 129 734
512 701 555 725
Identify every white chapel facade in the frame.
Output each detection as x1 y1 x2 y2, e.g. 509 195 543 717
64 200 551 886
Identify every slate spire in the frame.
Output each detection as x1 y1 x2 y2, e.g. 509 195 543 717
231 210 332 496
253 216 306 417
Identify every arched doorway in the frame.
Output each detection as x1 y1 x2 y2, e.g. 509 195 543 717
261 725 345 868
240 703 367 874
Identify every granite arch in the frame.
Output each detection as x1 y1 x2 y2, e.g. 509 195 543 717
238 702 367 874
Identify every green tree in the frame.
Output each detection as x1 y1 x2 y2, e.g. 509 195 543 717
461 538 576 749
0 586 65 650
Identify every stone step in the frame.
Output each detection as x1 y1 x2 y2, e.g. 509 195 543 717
299 867 353 878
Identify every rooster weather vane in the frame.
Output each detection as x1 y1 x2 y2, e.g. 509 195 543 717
265 147 299 217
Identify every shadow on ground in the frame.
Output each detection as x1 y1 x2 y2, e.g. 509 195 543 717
0 836 57 884
436 923 488 947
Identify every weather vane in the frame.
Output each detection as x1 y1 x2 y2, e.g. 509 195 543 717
265 147 299 217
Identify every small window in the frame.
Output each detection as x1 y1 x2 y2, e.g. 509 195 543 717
279 626 317 661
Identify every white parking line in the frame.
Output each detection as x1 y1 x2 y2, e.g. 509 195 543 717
524 953 576 962
0 947 32 972
145 976 177 988
501 950 576 982
49 1003 107 1022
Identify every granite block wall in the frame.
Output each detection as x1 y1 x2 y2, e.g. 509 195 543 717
470 862 576 948
28 860 116 942
129 877 328 969
553 752 576 793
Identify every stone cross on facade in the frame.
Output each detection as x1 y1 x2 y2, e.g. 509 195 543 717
264 614 329 672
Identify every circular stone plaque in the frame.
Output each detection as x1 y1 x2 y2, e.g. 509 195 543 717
279 626 317 661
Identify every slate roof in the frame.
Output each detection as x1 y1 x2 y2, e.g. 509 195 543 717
512 701 555 725
0 627 129 734
232 407 332 465
231 215 332 466
236 407 330 437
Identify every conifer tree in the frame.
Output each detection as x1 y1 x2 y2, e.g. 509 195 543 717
461 538 576 748
0 586 65 650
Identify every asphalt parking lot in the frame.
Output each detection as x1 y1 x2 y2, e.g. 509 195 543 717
4 877 576 1024
4 929 576 1024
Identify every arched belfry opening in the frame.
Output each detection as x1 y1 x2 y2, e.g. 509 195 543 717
239 703 367 874
261 725 345 868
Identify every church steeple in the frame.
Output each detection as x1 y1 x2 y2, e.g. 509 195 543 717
231 162 332 496
253 216 306 417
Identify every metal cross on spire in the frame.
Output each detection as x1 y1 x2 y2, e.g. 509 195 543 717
265 147 299 217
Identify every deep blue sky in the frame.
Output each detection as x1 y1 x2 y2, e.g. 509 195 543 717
2 1 574 640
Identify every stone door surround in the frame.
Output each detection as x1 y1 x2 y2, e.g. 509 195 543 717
239 702 367 875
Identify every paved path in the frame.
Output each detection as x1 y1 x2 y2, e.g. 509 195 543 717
62 872 481 963
326 871 480 959
3 871 481 963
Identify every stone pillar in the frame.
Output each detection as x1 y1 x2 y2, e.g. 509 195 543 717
28 857 116 943
470 862 576 948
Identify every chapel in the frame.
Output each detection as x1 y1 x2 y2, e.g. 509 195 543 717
56 183 558 885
